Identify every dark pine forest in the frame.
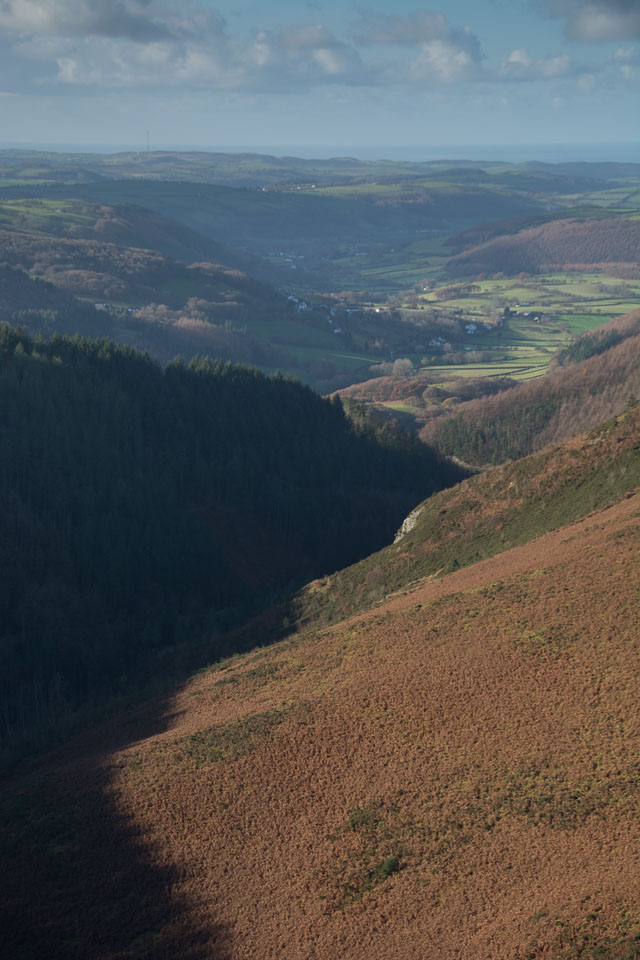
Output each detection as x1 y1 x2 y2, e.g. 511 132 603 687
0 327 466 764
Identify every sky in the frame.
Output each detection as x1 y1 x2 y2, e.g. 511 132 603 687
0 0 638 158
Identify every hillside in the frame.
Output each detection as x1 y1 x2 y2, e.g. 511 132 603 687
0 224 277 306
11 178 541 256
0 263 104 329
2 407 639 959
420 308 640 465
446 215 640 278
0 329 464 764
0 198 265 275
334 373 518 433
293 403 640 628
0 214 310 367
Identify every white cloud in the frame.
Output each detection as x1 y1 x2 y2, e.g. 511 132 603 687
0 0 175 41
351 9 483 83
0 0 634 97
410 39 478 84
576 71 595 91
539 1 640 43
352 10 478 50
612 44 639 82
0 3 487 92
500 48 573 79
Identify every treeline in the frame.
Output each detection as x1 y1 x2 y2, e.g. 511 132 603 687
555 329 622 366
0 328 466 763
422 311 640 465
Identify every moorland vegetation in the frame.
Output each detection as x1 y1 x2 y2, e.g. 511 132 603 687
2 406 639 960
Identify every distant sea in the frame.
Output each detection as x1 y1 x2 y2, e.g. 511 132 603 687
1 141 638 164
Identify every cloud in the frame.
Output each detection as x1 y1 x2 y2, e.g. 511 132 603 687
0 0 177 41
409 39 479 83
0 0 633 96
352 10 477 49
576 71 595 90
239 25 371 89
538 1 640 42
0 2 486 92
500 47 574 79
10 19 374 92
613 44 638 82
351 9 483 84
0 1 373 91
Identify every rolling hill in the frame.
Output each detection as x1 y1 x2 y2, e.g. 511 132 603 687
0 197 267 275
1 148 637 190
0 207 311 367
446 215 640 278
2 404 639 959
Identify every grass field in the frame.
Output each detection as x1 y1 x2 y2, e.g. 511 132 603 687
0 197 99 234
382 269 640 384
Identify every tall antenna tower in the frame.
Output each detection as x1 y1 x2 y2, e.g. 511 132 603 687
146 129 149 154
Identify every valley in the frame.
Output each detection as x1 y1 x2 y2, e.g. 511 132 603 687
0 153 638 394
3 407 639 959
1 147 639 960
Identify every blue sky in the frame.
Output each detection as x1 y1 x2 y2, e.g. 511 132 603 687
0 0 637 156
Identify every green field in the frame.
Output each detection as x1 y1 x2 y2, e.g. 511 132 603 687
0 198 99 234
414 272 640 319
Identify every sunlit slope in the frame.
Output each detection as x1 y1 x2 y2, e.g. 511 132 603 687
446 214 640 277
295 404 640 628
2 421 639 959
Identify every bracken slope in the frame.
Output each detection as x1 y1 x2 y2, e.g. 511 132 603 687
1 410 639 960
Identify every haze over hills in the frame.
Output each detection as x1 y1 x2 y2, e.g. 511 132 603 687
0 197 267 274
2 148 637 189
1 151 638 393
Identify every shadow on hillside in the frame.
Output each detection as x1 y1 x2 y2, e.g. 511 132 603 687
0 699 231 960
0 593 321 960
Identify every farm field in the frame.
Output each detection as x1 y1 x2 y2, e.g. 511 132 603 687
413 272 640 319
381 271 640 384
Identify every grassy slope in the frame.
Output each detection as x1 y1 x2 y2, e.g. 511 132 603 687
1 409 639 959
293 403 640 629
